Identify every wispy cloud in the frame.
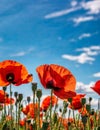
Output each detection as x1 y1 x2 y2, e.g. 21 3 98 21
78 33 91 40
73 16 94 25
44 7 80 19
71 1 78 7
10 47 34 57
76 46 100 56
76 81 94 93
62 53 94 64
81 0 100 14
93 72 100 78
62 45 100 64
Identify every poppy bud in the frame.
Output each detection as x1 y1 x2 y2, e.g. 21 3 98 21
89 97 92 102
0 104 3 111
63 101 68 108
27 96 31 103
3 87 7 91
32 82 37 92
68 98 72 103
90 109 94 115
42 122 49 130
81 98 86 105
36 89 42 99
86 104 91 112
18 94 23 102
14 92 18 98
81 115 87 125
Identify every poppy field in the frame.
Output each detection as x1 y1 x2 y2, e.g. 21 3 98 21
0 60 100 130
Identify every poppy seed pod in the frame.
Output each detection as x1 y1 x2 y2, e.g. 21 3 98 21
36 89 42 99
14 92 18 98
81 98 86 105
32 82 37 92
89 97 92 102
3 87 7 91
18 94 23 102
27 96 31 103
86 104 91 112
68 98 72 103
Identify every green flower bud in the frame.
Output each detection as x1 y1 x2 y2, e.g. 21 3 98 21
36 89 42 99
86 104 91 112
18 93 23 102
81 98 86 105
32 82 37 92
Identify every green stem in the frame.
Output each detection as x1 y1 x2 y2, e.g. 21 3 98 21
10 84 13 130
50 89 53 130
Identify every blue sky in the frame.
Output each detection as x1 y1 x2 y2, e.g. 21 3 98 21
0 0 100 108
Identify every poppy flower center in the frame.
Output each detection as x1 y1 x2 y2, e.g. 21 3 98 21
46 80 55 89
46 80 60 91
6 73 15 83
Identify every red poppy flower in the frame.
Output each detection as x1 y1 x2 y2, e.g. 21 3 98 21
69 94 85 110
41 95 58 111
36 64 76 99
0 90 14 104
22 103 42 118
0 60 33 87
91 80 100 95
19 120 25 127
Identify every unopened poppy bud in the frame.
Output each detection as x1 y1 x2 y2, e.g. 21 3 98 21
42 122 49 130
18 94 23 102
0 104 3 111
14 92 18 98
27 96 31 103
68 98 72 103
86 104 91 112
3 87 7 91
89 97 92 102
63 101 68 108
32 82 37 92
82 115 87 125
90 109 94 115
81 98 86 105
36 89 42 99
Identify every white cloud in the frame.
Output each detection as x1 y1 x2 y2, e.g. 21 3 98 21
78 33 91 40
44 7 80 19
62 45 100 64
93 72 100 78
81 0 100 14
11 51 26 57
62 53 95 64
73 16 94 24
10 47 34 57
76 81 95 93
71 1 77 7
76 45 100 56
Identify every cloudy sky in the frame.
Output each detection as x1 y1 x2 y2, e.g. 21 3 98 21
0 0 100 108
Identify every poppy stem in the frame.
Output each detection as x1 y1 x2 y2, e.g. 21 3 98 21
10 84 13 130
50 89 53 130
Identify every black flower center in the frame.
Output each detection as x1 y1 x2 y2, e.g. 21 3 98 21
46 80 60 91
6 73 15 83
